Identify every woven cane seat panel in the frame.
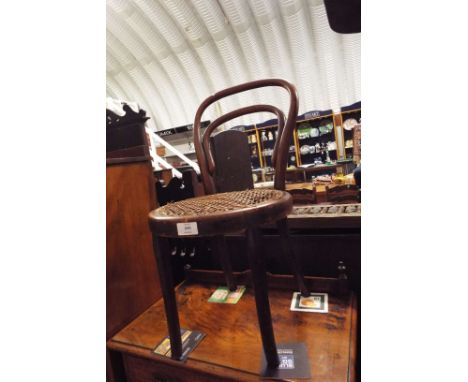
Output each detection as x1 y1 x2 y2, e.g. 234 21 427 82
149 189 292 237
154 189 285 218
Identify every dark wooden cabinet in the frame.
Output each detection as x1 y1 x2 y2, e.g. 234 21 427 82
107 158 163 382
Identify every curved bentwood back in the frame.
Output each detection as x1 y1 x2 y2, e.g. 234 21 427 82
194 79 299 194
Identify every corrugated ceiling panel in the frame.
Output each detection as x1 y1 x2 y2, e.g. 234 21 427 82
106 0 360 131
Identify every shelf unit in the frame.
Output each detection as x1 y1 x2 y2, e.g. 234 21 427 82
152 105 361 183
244 126 263 169
340 105 361 161
256 121 298 170
296 114 336 167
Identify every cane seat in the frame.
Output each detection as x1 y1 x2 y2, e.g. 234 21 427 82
149 189 293 237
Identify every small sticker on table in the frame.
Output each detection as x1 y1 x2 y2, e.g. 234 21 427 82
176 222 198 236
153 329 205 362
259 342 311 379
208 286 246 304
290 292 328 313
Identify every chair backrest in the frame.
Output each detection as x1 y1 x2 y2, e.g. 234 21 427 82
194 79 299 194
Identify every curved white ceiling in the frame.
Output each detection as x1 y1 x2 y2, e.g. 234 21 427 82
106 0 360 132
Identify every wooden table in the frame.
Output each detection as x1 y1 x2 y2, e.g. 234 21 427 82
108 271 357 382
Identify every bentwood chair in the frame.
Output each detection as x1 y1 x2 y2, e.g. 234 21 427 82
148 79 309 368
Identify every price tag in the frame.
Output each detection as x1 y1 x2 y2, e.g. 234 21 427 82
176 222 198 236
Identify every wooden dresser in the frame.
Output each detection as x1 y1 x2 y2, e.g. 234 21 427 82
106 106 162 382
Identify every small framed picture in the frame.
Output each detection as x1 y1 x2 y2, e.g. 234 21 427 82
290 292 328 313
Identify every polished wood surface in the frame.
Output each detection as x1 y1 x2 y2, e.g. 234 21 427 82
108 272 357 382
107 161 162 339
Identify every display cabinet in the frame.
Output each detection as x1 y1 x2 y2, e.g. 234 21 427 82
340 103 361 160
256 119 298 171
296 113 337 168
244 125 263 170
150 105 361 184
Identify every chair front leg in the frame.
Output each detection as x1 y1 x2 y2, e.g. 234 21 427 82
152 234 183 360
246 227 280 369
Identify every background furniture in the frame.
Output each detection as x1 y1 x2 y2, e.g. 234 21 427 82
106 105 162 382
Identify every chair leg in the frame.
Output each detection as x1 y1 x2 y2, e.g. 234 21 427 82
246 227 279 369
276 218 310 297
152 234 183 360
212 235 237 291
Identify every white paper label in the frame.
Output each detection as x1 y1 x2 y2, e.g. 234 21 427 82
176 222 198 236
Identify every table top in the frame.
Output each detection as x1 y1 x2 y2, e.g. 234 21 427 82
108 274 357 381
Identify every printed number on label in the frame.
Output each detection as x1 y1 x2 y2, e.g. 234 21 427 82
177 222 198 236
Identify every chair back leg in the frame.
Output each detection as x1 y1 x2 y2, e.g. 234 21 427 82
211 235 237 291
277 218 310 297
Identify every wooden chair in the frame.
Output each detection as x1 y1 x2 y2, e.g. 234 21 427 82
148 79 309 369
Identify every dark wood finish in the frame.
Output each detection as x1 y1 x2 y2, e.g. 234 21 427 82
194 79 298 194
184 269 349 296
107 161 162 339
149 190 293 237
107 122 148 153
147 80 340 373
325 185 359 204
106 156 151 166
151 235 183 360
122 354 250 382
107 160 163 382
221 232 360 296
288 187 317 205
203 104 286 179
276 219 310 296
211 235 237 291
246 228 279 368
211 130 254 193
106 145 150 161
107 349 126 382
108 272 357 382
106 104 161 382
